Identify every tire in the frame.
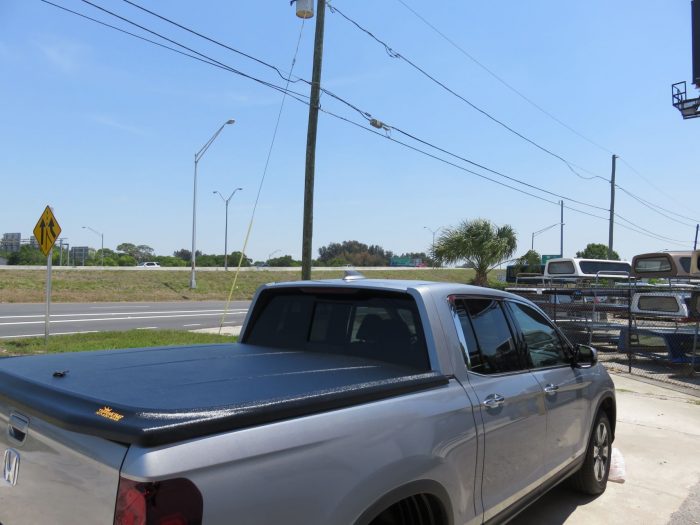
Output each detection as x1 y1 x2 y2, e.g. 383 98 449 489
569 411 612 495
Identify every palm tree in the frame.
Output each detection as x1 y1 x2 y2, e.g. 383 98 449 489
433 218 517 286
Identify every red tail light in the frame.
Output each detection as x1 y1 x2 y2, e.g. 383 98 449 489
114 476 203 525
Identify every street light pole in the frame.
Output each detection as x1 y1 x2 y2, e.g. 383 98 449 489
423 226 442 267
213 187 243 270
82 226 104 266
190 119 235 288
531 223 561 251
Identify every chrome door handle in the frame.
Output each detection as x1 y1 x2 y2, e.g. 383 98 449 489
483 394 505 409
544 384 559 395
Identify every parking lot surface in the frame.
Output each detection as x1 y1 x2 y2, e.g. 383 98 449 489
513 372 700 524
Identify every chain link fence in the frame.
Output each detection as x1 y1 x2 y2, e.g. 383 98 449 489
508 281 700 391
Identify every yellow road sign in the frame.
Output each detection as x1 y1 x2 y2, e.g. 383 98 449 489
33 206 62 257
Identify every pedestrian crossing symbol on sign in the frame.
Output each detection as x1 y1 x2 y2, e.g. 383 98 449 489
33 206 62 257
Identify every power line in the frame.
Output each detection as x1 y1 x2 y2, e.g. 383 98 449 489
323 108 689 246
39 0 689 248
120 0 303 86
74 0 311 102
617 157 699 220
220 16 308 332
388 125 609 212
48 0 608 214
118 0 376 124
392 1 699 224
616 186 697 227
330 2 699 234
393 0 616 158
326 2 608 183
113 1 608 212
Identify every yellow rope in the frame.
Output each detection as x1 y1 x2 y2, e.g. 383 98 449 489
218 18 307 334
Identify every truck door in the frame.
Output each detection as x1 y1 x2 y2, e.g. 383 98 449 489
505 300 589 476
451 297 547 522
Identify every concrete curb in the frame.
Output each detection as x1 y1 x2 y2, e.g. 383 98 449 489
189 326 241 337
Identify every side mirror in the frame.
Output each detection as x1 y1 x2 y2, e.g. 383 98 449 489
574 344 598 368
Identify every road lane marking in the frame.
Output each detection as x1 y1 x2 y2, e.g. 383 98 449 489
0 330 100 339
0 309 248 320
0 312 248 327
89 306 151 309
137 327 157 330
183 323 201 327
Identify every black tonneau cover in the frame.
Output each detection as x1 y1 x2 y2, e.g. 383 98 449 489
0 344 447 446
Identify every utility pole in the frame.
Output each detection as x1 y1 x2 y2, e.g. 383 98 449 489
560 200 564 258
301 0 326 281
608 154 617 259
695 224 699 250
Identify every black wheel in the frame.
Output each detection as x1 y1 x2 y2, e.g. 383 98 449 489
569 412 611 495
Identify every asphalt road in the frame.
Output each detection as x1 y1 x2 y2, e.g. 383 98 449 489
0 301 251 339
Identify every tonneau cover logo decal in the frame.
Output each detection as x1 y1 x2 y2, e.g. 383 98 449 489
96 406 125 422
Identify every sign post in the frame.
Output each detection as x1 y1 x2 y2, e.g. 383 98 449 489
33 206 62 345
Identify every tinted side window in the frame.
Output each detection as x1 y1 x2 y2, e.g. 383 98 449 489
680 257 691 273
579 261 631 275
452 300 486 372
507 302 570 368
463 299 522 374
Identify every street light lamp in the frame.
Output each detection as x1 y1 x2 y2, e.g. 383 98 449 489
190 119 235 289
423 226 442 267
531 223 561 251
213 187 243 270
82 226 104 267
267 249 281 263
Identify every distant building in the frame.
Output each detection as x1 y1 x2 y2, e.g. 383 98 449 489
70 246 92 265
1 233 21 253
0 256 7 265
28 236 39 249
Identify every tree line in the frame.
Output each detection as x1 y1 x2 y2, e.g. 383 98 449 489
1 223 621 286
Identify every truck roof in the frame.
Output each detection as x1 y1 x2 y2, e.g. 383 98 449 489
262 277 519 300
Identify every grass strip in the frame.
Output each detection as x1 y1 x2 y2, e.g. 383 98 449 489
0 268 494 303
0 330 236 356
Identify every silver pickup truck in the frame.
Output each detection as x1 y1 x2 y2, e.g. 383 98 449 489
0 277 615 525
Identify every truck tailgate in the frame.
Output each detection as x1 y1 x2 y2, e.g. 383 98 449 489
0 403 127 525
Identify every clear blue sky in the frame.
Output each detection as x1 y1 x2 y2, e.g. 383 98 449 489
1 0 698 263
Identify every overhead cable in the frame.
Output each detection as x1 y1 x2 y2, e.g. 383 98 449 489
393 0 616 157
38 0 689 247
326 2 607 183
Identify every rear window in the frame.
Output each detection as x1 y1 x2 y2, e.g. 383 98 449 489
579 261 631 275
245 289 430 370
547 261 575 274
637 296 682 313
633 257 672 274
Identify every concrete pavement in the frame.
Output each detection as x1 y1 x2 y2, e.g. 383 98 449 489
513 372 700 524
